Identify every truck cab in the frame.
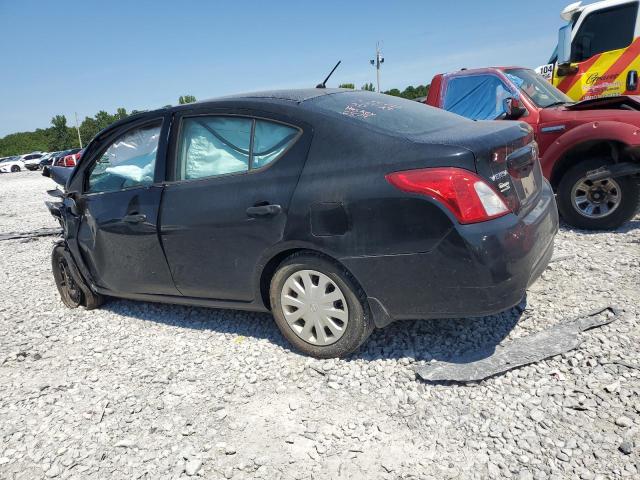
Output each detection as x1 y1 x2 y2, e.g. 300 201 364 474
425 66 640 230
537 0 640 100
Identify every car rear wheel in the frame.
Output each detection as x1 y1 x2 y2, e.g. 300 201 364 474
557 158 640 230
11 165 20 172
270 253 374 358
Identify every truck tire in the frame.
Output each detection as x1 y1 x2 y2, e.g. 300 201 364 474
557 158 640 230
270 252 374 359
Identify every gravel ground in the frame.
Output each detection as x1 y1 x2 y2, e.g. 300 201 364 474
0 171 639 480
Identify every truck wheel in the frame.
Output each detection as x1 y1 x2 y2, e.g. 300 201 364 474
270 252 374 359
11 165 20 172
557 158 640 230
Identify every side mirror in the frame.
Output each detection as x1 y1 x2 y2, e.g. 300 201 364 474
557 24 572 65
556 24 579 76
503 97 527 120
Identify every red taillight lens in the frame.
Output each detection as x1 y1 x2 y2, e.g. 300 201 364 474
385 167 511 224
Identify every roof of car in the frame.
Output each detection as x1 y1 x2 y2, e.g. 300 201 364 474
97 88 360 139
446 66 529 76
200 88 350 105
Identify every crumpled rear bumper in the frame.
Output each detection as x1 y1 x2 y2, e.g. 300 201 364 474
342 180 559 327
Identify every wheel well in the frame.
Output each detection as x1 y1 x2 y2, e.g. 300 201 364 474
258 248 359 310
549 140 628 190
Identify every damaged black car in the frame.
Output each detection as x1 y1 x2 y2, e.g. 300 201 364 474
44 89 558 358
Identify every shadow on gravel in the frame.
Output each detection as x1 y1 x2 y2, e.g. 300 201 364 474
558 218 640 235
101 295 526 364
352 302 525 363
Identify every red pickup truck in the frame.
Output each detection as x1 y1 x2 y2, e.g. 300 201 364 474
425 67 640 229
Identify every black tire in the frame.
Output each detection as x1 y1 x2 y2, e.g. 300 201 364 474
51 245 105 310
269 252 374 358
11 165 20 173
557 158 640 230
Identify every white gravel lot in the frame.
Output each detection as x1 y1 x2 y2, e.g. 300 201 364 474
0 171 639 480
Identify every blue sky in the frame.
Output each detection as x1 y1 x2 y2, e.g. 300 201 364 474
0 0 572 137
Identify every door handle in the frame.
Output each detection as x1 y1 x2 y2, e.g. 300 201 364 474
123 213 147 224
627 70 638 91
246 204 282 218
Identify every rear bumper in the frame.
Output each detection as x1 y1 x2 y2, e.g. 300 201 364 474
342 180 559 327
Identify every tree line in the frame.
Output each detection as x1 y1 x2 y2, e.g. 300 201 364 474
0 95 198 158
339 83 430 100
0 85 430 157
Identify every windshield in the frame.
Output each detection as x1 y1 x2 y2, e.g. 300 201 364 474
307 91 468 136
505 68 573 108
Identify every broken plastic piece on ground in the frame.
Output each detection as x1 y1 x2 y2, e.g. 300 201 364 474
0 227 62 242
415 305 620 383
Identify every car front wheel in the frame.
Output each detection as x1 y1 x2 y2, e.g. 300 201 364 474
557 158 640 230
11 165 20 173
51 245 104 309
270 253 374 358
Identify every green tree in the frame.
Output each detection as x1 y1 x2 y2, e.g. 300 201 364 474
361 82 375 92
383 88 401 97
178 95 197 104
338 83 355 89
49 115 76 151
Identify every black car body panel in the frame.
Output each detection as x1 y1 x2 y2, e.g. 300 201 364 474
48 89 558 328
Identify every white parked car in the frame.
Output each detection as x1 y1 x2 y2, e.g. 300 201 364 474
0 156 26 173
19 152 46 171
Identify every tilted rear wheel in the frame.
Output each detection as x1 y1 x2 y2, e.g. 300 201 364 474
557 158 640 230
270 253 374 358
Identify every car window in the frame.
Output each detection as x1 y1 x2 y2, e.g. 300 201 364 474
176 116 300 180
572 2 638 62
87 121 162 193
443 75 516 120
504 68 573 108
178 117 251 180
252 120 299 169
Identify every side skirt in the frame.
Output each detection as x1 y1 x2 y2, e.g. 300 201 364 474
93 287 271 313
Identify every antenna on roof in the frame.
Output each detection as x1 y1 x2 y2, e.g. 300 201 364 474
316 61 341 89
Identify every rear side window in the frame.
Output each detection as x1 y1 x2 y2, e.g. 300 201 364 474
253 120 299 169
308 91 466 136
87 121 162 193
572 2 638 62
177 116 300 180
443 75 515 120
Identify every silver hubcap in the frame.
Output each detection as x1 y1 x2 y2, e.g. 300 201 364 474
571 176 621 219
280 269 349 346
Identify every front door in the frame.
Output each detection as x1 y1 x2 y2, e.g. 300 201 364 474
76 119 179 296
554 1 639 100
160 112 310 302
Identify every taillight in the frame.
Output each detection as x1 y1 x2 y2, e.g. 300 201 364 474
63 156 76 167
385 167 511 224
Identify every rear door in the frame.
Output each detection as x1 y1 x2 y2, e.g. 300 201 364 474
74 118 180 295
160 110 311 301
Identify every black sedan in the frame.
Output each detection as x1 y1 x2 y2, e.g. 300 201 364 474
45 89 558 358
